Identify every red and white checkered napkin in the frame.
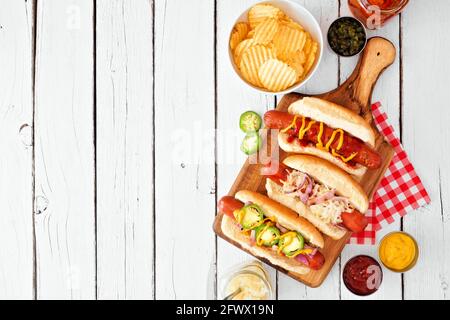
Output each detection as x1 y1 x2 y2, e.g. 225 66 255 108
348 103 431 245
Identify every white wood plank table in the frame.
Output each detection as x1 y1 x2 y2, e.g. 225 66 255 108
0 0 448 300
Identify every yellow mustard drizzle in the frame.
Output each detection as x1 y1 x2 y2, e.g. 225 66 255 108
255 217 276 230
332 149 358 162
316 122 325 149
235 206 276 233
290 248 314 258
256 222 274 246
233 209 245 225
324 129 344 152
280 115 299 133
298 119 316 140
281 115 358 164
236 206 315 260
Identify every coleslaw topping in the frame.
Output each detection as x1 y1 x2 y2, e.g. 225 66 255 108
280 170 354 225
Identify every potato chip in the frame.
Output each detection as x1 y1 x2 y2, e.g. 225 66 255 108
303 41 319 76
232 3 319 92
278 14 292 24
240 45 275 87
254 18 279 45
286 51 305 80
273 25 307 61
234 39 255 66
303 35 313 55
248 4 284 29
258 59 297 92
281 18 304 31
230 22 249 50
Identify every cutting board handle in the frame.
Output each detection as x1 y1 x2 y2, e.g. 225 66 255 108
325 37 396 120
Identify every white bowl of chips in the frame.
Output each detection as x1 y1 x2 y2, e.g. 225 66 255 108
229 0 323 94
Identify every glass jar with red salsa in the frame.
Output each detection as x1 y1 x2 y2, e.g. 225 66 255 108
348 0 409 29
343 255 383 296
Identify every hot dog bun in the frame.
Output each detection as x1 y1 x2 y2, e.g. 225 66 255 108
266 179 347 240
265 155 369 240
283 155 369 212
288 97 376 147
279 97 376 176
234 190 324 248
221 215 310 276
220 191 324 276
278 133 367 176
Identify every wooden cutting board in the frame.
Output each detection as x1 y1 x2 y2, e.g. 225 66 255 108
214 37 396 288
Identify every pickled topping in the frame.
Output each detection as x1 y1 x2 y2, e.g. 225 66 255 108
327 17 366 57
234 204 264 230
278 232 304 257
280 170 355 225
233 202 319 263
281 170 313 203
240 111 262 133
255 223 280 247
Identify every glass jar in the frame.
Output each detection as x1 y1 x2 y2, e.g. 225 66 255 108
348 0 409 29
220 261 273 300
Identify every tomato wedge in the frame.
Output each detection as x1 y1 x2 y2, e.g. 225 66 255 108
341 211 369 233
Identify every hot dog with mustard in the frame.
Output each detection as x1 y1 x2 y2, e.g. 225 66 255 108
264 97 381 176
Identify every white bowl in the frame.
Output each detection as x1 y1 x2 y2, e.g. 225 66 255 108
229 0 323 95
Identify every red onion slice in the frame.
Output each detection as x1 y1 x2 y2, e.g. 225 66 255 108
295 254 309 266
304 176 314 195
307 189 336 205
308 248 318 257
275 223 288 233
330 196 351 205
295 174 306 189
250 230 256 243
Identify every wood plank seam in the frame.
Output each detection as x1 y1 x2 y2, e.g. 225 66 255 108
151 0 156 301
399 12 405 301
213 0 218 301
32 0 38 300
93 0 98 301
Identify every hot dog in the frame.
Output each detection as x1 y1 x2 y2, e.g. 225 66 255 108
218 190 325 274
263 155 369 240
265 110 381 169
264 97 382 176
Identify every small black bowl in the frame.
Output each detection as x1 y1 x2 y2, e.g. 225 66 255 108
327 16 367 57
